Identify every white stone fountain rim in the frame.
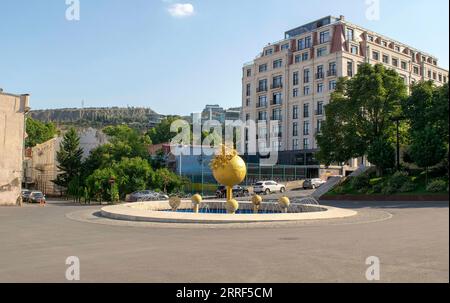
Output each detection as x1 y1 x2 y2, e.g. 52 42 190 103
101 201 357 224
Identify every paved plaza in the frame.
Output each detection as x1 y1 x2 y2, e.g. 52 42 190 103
0 199 448 283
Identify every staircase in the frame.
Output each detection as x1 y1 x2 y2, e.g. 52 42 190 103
311 165 372 200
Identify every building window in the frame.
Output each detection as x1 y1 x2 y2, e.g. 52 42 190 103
304 69 310 83
305 36 311 48
346 28 354 41
413 66 419 75
392 58 398 67
258 111 267 121
293 122 298 137
265 48 273 56
317 83 324 93
246 69 252 77
258 79 267 92
372 51 380 61
316 101 324 115
317 120 323 134
316 65 324 79
319 30 330 44
329 80 337 91
382 54 389 64
303 103 309 118
395 45 400 52
303 121 310 136
246 84 251 96
293 105 299 120
351 45 359 55
281 43 289 51
272 75 283 89
328 62 336 76
273 59 283 69
317 47 327 57
347 61 354 77
246 98 251 107
272 108 282 121
303 86 310 96
427 70 432 78
257 95 267 108
302 52 309 61
298 38 304 50
293 139 299 150
303 138 309 150
382 41 388 47
272 92 282 105
293 72 299 86
293 88 299 97
401 61 407 70
368 35 374 42
439 74 443 82
295 55 301 63
259 64 267 73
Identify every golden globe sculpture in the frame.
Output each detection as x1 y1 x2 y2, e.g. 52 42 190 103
251 194 263 213
225 199 239 214
191 194 202 213
210 145 247 202
169 196 181 211
278 196 290 213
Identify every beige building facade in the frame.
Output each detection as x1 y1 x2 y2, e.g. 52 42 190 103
0 91 30 205
242 15 448 175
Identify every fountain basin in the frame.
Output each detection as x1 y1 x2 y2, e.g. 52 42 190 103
101 201 357 224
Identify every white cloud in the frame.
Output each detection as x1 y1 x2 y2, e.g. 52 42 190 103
168 3 195 18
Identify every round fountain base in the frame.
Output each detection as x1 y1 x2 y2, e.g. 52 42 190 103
100 201 357 224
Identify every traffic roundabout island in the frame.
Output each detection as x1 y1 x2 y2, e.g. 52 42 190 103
100 200 357 224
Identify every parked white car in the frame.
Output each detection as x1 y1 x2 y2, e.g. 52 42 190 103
253 181 286 195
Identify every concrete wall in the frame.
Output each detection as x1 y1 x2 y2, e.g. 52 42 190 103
0 92 29 205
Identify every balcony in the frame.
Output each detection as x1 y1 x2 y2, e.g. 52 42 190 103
316 72 324 80
271 116 283 121
315 109 324 116
256 87 268 93
271 83 283 89
271 99 283 106
256 102 267 108
327 69 337 77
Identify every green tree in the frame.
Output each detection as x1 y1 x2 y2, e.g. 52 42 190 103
403 82 449 176
153 168 184 193
25 118 58 148
409 126 447 184
147 116 180 144
367 136 396 173
316 63 407 173
54 128 83 191
113 157 155 198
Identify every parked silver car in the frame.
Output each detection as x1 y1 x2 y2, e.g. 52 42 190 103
253 181 286 195
303 178 327 189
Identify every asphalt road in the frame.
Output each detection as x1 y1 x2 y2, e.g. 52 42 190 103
0 200 448 282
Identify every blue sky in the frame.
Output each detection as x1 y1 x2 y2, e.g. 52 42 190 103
0 0 448 115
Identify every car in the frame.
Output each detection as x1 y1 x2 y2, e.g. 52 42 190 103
28 191 46 204
128 190 169 202
303 178 327 189
253 181 286 195
216 185 250 198
21 189 32 202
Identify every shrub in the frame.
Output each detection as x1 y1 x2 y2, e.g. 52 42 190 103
399 181 416 193
382 185 397 195
333 186 345 195
388 171 410 190
350 174 371 190
426 180 448 193
372 184 383 194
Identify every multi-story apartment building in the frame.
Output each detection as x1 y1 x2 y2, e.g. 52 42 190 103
242 15 449 176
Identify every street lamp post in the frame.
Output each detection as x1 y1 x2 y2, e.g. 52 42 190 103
391 116 405 171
